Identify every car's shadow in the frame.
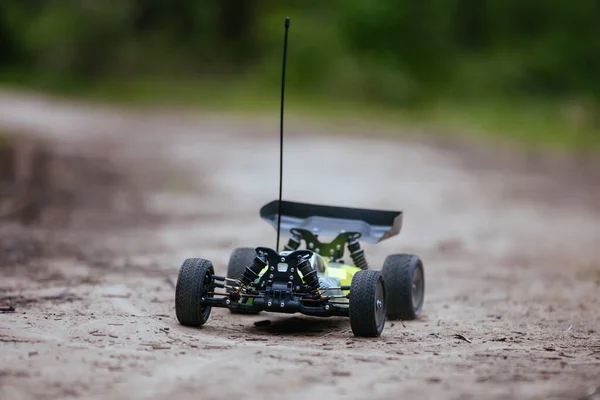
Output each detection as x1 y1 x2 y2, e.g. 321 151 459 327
249 315 349 337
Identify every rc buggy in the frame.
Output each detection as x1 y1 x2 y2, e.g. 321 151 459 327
174 17 425 337
175 200 425 337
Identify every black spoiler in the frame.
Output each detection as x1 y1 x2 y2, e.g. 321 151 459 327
259 200 403 244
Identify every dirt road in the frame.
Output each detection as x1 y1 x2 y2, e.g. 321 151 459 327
1 90 599 400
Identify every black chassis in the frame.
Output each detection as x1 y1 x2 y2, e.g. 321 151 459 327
205 243 356 318
198 199 404 320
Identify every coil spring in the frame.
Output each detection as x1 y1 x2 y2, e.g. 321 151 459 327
348 238 369 270
297 257 321 296
239 255 267 287
283 235 301 251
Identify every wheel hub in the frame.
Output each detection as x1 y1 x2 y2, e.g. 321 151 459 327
411 265 424 311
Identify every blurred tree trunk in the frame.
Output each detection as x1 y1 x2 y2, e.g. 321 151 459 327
217 0 257 63
455 0 488 50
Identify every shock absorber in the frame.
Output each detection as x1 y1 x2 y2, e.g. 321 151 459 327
283 234 301 251
238 255 267 289
296 257 321 297
348 238 369 270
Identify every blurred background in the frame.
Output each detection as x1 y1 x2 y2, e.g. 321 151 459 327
1 4 600 397
0 0 599 151
1 0 600 242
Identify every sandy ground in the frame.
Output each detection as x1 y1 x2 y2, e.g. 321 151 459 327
0 90 599 400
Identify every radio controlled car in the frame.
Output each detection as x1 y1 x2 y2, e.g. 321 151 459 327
174 17 425 337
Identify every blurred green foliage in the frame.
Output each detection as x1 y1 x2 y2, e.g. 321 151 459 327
0 0 599 150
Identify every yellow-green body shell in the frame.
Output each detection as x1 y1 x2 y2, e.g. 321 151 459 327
257 252 360 302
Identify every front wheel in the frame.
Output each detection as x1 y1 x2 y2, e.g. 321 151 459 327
381 254 425 321
175 258 214 327
349 270 387 337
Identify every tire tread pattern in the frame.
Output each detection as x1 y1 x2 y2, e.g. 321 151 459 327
175 258 214 327
381 254 424 320
349 270 385 337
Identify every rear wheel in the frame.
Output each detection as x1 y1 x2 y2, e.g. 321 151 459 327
381 254 425 320
349 270 386 337
175 258 214 327
227 247 260 314
227 247 256 280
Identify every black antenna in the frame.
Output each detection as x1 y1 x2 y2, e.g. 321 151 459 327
276 16 290 252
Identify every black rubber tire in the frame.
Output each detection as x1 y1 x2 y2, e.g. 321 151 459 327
175 258 214 327
227 247 256 280
381 254 425 321
226 247 260 315
349 270 387 337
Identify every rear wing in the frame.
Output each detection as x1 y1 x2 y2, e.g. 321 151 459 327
259 200 403 244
